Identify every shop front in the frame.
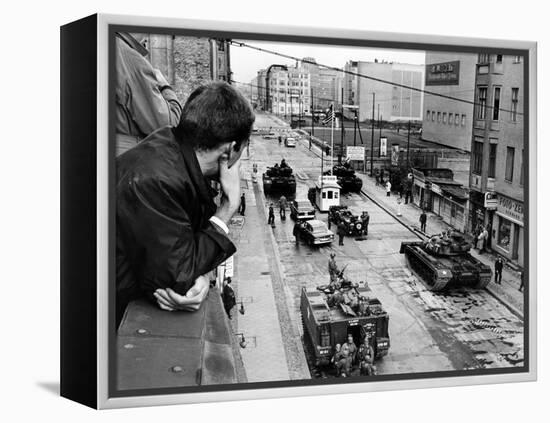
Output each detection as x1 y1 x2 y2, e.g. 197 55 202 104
412 169 430 210
493 194 524 267
431 183 469 232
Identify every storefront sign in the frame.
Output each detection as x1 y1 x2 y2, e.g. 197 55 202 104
380 137 387 157
484 191 498 210
391 144 399 166
425 60 460 86
496 195 524 225
346 146 365 161
222 256 234 278
431 183 442 195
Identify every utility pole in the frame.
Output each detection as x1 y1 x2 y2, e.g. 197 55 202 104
407 119 411 169
370 92 375 176
340 87 344 164
311 87 314 137
353 109 357 147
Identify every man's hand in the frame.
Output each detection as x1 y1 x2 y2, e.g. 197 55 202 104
215 155 241 224
153 275 210 311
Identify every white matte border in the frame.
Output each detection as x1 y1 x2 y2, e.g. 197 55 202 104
96 13 537 409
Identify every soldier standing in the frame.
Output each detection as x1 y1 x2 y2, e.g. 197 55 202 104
420 210 427 233
494 257 504 284
361 211 370 236
267 203 275 226
293 221 300 245
337 222 346 246
328 253 339 284
358 335 376 376
344 334 358 365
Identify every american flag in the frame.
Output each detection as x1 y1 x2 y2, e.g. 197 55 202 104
322 104 334 125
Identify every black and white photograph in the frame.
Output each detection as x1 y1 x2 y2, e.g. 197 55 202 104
110 24 530 396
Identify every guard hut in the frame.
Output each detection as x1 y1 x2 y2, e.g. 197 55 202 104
313 175 341 212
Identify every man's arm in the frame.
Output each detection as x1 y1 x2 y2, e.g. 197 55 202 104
118 177 236 299
123 46 182 134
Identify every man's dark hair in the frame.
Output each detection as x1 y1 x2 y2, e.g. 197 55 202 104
174 81 255 151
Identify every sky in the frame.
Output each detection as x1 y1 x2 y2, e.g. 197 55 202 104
230 39 427 84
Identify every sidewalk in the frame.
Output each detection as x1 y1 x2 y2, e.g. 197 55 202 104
226 138 310 383
301 138 524 319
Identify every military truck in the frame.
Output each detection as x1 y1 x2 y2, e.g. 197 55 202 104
324 164 363 193
328 205 368 236
300 283 390 368
262 165 297 195
400 231 492 291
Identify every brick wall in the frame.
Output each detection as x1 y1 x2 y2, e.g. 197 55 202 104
173 36 213 102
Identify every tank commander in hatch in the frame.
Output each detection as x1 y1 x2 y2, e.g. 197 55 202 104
115 82 254 327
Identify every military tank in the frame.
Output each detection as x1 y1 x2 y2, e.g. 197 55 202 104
262 164 296 195
323 164 363 193
400 231 492 291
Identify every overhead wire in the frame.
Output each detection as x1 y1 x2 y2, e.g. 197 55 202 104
229 40 523 116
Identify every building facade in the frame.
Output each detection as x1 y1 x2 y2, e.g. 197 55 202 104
134 33 231 103
469 53 525 266
422 53 478 152
259 63 311 116
344 60 424 122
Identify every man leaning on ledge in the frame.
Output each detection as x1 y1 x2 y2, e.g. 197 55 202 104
115 81 255 327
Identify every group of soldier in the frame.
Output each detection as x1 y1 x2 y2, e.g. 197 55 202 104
326 254 372 317
332 334 376 377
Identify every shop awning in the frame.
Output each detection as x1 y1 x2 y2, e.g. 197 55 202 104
440 184 469 201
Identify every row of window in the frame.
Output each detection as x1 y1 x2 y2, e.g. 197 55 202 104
472 141 523 185
271 80 310 88
476 86 519 122
478 53 522 64
426 110 466 126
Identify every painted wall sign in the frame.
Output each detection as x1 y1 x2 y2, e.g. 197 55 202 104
425 60 460 85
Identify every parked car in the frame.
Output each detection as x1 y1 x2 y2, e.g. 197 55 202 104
290 199 316 221
285 137 296 147
296 219 334 246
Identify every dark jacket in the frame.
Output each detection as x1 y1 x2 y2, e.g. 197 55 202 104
115 33 182 154
495 259 504 272
116 126 236 322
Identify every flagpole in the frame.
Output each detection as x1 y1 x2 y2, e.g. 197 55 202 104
330 102 334 174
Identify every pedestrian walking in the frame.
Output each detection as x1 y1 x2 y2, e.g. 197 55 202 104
221 277 237 319
375 169 380 186
293 221 300 245
519 270 524 292
278 135 282 146
308 137 312 150
494 257 503 284
267 203 275 226
279 195 287 220
478 227 488 253
386 180 392 197
337 222 346 246
238 192 246 216
397 197 403 216
419 210 427 233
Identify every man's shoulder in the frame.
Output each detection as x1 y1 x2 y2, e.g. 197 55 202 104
117 128 189 190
